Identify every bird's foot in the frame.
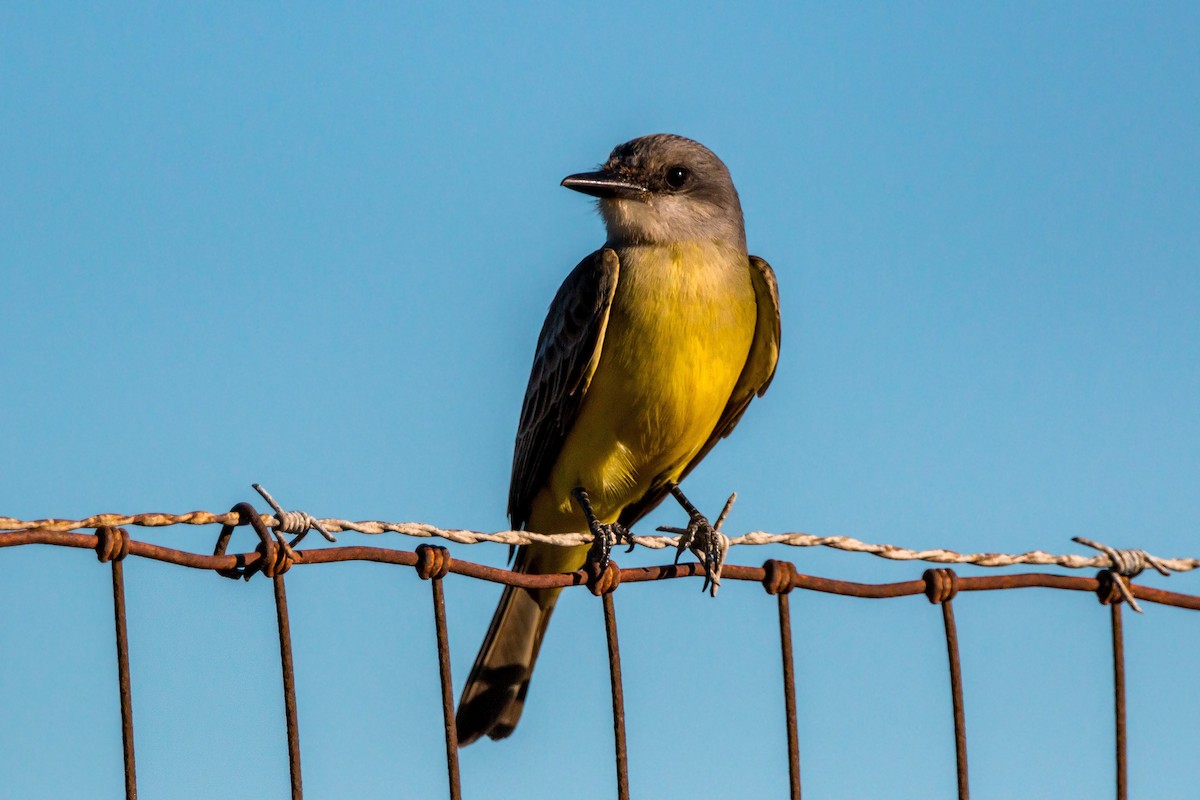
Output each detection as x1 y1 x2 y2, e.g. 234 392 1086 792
574 487 634 576
587 520 632 578
659 487 735 596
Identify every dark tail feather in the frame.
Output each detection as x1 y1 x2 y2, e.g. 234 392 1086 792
455 582 560 744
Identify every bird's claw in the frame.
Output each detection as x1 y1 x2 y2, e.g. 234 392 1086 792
574 486 634 577
587 520 632 576
685 511 728 596
662 488 734 596
672 512 701 564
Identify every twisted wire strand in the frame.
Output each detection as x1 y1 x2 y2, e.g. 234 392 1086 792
1 512 1195 574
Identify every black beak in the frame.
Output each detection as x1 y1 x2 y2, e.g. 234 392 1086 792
560 170 646 199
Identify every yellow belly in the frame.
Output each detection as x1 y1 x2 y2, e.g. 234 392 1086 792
527 241 757 539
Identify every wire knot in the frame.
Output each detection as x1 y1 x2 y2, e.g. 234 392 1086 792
1074 536 1170 614
415 544 452 580
95 526 130 563
276 508 319 535
253 483 336 544
762 559 798 595
213 500 296 581
1073 536 1170 579
587 560 622 596
259 538 295 578
923 568 959 604
1095 569 1127 606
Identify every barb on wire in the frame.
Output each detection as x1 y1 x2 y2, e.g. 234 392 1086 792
1073 536 1171 614
253 484 337 544
1072 536 1172 577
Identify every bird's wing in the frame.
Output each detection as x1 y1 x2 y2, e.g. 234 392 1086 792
618 254 781 526
508 248 621 530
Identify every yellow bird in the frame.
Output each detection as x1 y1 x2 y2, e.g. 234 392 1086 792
456 134 781 744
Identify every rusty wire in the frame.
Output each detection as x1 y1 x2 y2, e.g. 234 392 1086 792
415 545 462 800
96 526 137 800
587 562 630 800
4 510 1197 576
1097 571 1129 800
3 500 1198 799
764 560 802 800
924 569 969 800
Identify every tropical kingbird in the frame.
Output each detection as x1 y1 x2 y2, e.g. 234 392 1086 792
456 134 781 744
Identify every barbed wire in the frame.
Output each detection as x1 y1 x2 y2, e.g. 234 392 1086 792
2 511 1195 574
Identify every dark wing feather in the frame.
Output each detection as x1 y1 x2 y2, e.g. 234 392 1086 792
618 255 781 527
508 248 620 530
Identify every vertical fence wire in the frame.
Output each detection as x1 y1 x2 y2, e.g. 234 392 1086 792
416 545 462 800
776 591 801 800
602 592 629 800
96 526 138 800
588 562 629 800
431 576 462 800
272 574 304 800
1110 593 1127 800
941 599 969 800
110 557 138 800
925 569 969 800
763 560 802 800
1095 570 1128 800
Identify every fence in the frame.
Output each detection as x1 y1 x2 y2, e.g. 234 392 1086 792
3 488 1198 800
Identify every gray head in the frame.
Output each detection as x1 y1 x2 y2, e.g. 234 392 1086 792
561 134 746 251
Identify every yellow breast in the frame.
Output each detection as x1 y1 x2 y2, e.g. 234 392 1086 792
529 241 757 533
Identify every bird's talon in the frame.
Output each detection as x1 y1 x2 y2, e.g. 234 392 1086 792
666 485 733 596
586 519 631 576
700 530 728 596
684 510 722 593
673 520 695 564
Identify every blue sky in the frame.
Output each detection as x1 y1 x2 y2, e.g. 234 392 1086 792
2 3 1198 798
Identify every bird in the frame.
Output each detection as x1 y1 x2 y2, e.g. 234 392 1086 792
455 133 781 745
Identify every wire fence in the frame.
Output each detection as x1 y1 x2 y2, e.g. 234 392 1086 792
3 491 1198 800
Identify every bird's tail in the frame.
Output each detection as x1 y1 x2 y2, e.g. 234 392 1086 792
455 576 562 745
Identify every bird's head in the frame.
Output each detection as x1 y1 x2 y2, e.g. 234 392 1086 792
561 134 746 250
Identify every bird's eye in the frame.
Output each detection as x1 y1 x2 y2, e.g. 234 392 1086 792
664 166 690 190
